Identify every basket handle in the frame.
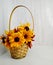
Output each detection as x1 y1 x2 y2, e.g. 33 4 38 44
9 5 34 31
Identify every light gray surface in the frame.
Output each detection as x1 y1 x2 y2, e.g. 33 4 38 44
0 45 53 65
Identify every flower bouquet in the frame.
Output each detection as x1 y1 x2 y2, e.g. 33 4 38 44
0 5 35 59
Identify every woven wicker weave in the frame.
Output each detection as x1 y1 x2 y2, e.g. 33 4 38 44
9 5 34 59
10 44 28 59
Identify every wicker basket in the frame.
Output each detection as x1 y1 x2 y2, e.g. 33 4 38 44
10 44 28 59
9 5 34 59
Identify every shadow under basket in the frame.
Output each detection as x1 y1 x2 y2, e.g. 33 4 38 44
10 44 28 59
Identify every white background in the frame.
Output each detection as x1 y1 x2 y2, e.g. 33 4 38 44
0 0 53 65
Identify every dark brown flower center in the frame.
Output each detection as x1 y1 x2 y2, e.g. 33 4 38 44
25 26 29 31
2 37 6 43
24 34 28 38
28 41 31 44
14 37 19 42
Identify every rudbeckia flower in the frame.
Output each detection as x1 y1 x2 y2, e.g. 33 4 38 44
23 30 34 43
17 23 30 32
23 23 30 31
1 36 10 49
9 32 25 47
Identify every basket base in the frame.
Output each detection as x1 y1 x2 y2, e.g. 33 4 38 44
11 54 26 59
10 44 28 59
